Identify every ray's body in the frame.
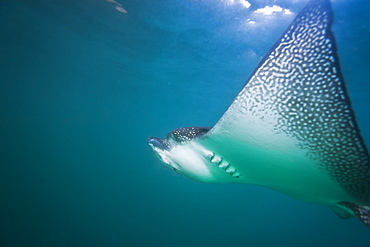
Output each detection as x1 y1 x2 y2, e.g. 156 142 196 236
147 0 370 226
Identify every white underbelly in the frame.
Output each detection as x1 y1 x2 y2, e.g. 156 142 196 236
200 117 355 206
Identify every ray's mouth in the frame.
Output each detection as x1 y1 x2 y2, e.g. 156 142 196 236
147 136 175 169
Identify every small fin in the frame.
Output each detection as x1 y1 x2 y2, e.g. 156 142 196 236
339 202 370 227
330 205 353 219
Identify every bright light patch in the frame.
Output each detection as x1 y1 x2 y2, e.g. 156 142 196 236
254 5 293 15
225 0 251 8
106 0 128 14
115 6 128 13
240 0 251 8
284 9 293 15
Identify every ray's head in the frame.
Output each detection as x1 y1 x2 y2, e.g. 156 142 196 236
147 126 211 173
147 126 220 182
147 126 241 183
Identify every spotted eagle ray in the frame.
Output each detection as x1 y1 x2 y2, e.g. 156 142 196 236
147 0 370 226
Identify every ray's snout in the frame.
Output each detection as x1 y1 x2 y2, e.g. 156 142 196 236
147 136 169 150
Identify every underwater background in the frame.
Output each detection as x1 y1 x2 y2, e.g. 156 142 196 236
1 0 370 246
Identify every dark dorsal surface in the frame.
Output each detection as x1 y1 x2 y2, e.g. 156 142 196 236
167 127 212 144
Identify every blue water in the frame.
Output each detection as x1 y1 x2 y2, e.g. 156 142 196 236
1 0 369 246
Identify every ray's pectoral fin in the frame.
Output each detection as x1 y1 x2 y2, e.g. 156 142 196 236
147 0 370 228
202 0 370 210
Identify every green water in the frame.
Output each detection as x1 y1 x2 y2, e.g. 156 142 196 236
1 0 369 246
